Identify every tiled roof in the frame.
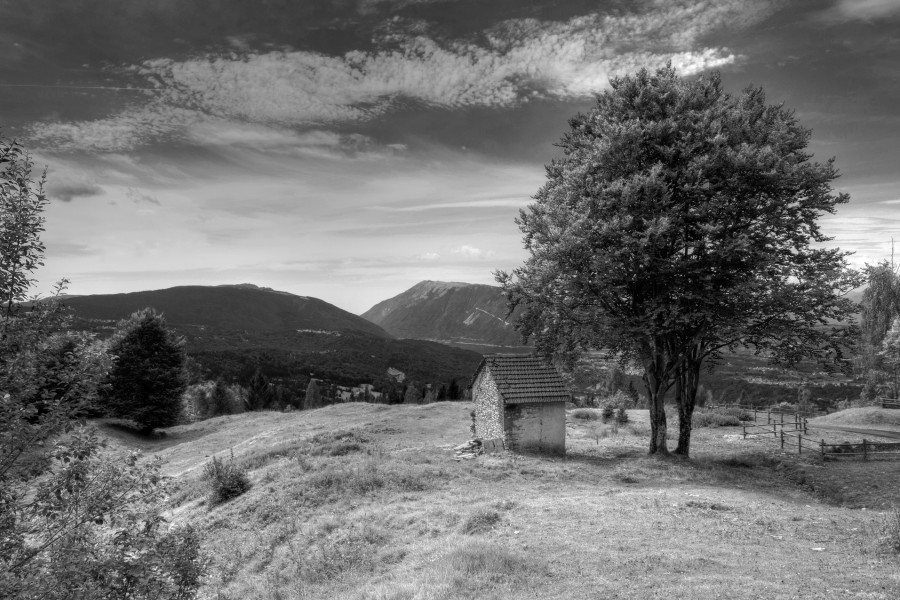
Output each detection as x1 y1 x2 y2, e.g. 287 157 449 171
475 354 570 404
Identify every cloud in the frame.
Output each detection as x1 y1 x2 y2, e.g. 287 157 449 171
27 1 777 153
830 0 900 21
126 187 160 205
452 245 491 258
46 179 104 202
417 252 440 261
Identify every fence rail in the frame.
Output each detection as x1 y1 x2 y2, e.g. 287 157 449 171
881 399 900 410
718 403 900 460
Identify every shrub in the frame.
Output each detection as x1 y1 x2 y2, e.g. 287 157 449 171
693 408 741 428
616 406 629 424
204 451 251 506
571 408 600 420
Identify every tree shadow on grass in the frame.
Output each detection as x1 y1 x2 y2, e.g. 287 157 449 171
97 419 214 452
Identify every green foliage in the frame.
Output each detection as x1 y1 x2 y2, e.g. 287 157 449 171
692 408 741 428
204 452 251 506
616 406 629 424
101 308 188 432
601 405 615 422
0 133 204 600
0 136 46 318
877 317 900 399
498 64 861 456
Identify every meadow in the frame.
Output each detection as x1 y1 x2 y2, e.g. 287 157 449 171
100 403 900 600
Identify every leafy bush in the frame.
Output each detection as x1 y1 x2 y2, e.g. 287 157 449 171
204 452 251 506
693 408 742 428
616 406 629 424
571 408 600 420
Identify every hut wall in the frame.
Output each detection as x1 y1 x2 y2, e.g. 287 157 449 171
503 402 565 455
473 369 504 441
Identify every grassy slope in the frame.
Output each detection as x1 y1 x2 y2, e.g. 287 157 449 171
99 404 900 600
810 407 900 430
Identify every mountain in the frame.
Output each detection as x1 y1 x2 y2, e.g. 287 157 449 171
61 284 481 392
361 281 530 352
63 284 389 338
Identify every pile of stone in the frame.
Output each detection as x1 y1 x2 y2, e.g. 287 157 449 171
453 439 483 460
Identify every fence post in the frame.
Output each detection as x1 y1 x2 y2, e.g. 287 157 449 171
798 433 802 455
742 424 746 440
767 411 771 425
780 430 784 449
863 439 868 461
781 412 784 426
773 423 777 438
804 418 808 435
820 439 825 459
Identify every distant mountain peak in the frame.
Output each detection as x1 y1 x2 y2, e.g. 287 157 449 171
361 281 528 351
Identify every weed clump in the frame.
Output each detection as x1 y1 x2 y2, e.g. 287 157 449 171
460 508 502 534
204 451 251 506
877 507 900 554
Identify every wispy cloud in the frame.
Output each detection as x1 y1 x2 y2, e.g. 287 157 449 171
27 1 777 153
370 198 527 212
451 245 492 259
829 0 900 21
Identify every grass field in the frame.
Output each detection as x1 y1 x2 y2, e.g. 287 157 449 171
99 403 900 600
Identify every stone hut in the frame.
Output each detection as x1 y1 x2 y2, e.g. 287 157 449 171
471 354 570 455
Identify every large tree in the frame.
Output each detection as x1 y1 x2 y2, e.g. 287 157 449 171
101 308 188 432
498 65 860 457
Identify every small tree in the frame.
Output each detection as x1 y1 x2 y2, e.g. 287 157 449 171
879 317 900 399
403 381 423 404
101 308 188 433
304 378 322 410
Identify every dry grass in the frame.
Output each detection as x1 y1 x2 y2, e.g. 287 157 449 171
98 402 900 600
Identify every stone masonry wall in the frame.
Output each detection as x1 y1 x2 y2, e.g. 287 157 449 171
503 402 565 455
473 369 504 443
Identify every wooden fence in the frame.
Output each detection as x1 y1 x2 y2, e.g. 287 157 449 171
881 399 900 410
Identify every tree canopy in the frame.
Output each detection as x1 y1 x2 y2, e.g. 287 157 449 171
498 65 860 456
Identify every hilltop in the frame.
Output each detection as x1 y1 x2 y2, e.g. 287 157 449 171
99 403 900 599
361 280 530 352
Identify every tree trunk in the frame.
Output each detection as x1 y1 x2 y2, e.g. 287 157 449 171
674 357 702 457
643 351 670 456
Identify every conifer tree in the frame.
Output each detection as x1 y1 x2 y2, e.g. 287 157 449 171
101 308 187 432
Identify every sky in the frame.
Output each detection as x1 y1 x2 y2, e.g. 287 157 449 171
2 0 899 314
